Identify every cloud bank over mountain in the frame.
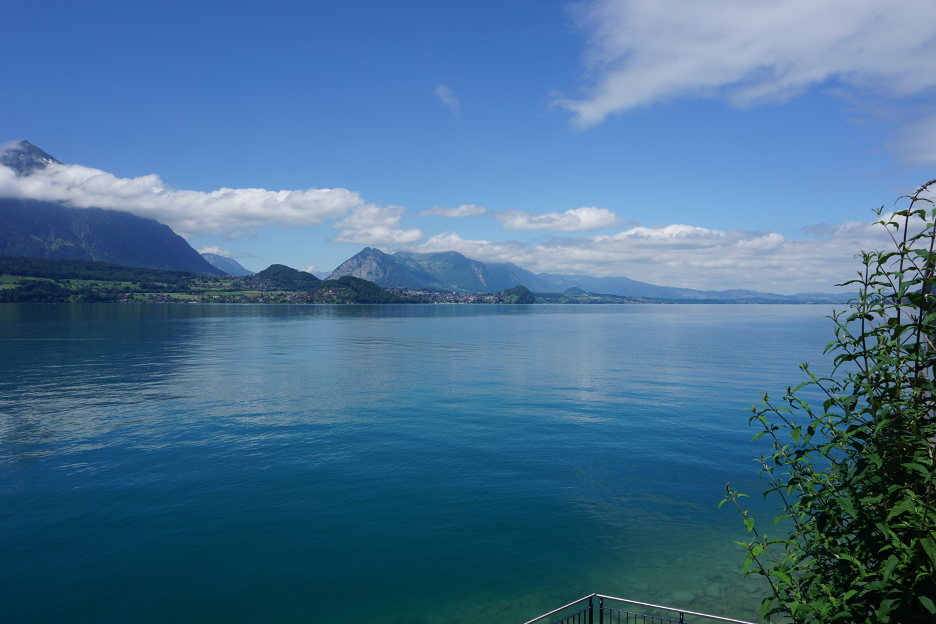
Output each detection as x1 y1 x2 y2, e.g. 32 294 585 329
0 161 418 242
407 217 899 292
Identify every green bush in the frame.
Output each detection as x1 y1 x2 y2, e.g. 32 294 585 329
723 181 936 623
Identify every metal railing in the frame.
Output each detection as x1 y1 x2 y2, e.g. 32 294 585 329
521 593 758 624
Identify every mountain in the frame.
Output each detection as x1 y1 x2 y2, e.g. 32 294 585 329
485 262 556 292
328 247 448 290
0 198 224 274
0 140 61 175
330 248 503 293
201 253 255 276
531 272 712 299
392 250 493 292
0 141 223 275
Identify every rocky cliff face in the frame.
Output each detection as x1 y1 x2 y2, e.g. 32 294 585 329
329 248 395 282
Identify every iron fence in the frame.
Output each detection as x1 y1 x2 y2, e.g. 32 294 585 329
521 593 758 624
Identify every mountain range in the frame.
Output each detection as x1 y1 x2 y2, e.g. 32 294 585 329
328 247 850 302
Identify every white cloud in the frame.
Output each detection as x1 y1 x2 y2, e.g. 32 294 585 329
334 203 407 230
332 226 424 245
332 203 424 245
197 245 258 259
0 140 22 153
435 83 460 117
558 0 936 136
198 245 233 255
406 216 901 293
497 206 623 231
0 162 362 238
419 204 487 218
300 265 316 274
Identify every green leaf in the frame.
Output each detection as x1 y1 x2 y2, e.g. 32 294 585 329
886 499 917 522
883 555 899 583
921 537 936 570
900 462 929 477
836 497 858 517
791 426 801 445
919 595 936 614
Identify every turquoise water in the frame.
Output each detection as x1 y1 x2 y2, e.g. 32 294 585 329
0 304 837 623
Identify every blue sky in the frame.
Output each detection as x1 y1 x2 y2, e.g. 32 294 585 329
2 0 935 293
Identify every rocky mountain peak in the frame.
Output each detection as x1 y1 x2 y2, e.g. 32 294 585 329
0 140 63 176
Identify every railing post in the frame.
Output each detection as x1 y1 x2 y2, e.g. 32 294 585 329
588 596 593 624
679 612 684 623
599 596 603 624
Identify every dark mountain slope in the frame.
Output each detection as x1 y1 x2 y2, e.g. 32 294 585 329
0 197 224 275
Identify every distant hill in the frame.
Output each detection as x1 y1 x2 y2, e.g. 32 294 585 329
255 263 407 303
500 285 535 304
0 141 223 275
201 253 255 276
255 264 321 290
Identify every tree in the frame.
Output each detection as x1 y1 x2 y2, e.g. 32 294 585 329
722 181 936 623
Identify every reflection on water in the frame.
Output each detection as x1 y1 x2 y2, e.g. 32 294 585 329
0 304 834 623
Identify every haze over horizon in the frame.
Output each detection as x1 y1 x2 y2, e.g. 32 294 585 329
3 0 936 294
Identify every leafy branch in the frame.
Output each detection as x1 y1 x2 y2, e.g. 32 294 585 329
723 182 936 623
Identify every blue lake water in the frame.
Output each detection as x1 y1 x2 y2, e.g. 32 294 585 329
0 303 839 623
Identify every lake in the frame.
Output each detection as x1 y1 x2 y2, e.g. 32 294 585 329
0 303 839 623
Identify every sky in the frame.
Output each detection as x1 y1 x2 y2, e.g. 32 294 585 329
2 0 936 293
